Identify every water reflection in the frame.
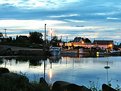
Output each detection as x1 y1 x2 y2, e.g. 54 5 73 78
0 56 48 66
48 56 61 82
49 67 53 82
0 56 120 87
29 59 42 66
104 61 110 84
49 56 61 63
0 58 3 64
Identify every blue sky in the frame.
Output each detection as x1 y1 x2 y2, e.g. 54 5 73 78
0 0 121 42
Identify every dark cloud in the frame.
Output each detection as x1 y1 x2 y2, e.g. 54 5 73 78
0 0 121 42
0 4 74 20
0 0 121 23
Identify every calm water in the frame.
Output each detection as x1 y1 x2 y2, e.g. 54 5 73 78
0 56 121 88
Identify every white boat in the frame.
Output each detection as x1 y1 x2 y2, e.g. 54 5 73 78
49 47 61 56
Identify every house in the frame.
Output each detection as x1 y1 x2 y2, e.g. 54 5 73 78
72 37 92 48
93 40 114 50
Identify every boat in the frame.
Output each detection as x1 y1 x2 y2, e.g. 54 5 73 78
49 47 61 56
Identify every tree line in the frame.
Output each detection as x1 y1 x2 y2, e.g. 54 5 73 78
0 31 61 48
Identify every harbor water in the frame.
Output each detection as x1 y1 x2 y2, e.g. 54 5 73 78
0 56 121 89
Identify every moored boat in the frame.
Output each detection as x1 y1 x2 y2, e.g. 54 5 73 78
49 47 61 56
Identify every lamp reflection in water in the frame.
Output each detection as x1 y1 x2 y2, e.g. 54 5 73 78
48 61 53 83
48 56 61 83
104 61 110 84
49 67 52 82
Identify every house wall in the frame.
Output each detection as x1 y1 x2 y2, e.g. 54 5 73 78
59 42 113 50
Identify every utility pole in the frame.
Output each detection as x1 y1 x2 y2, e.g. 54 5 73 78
66 36 68 43
60 35 62 41
4 29 7 38
44 24 46 80
51 28 53 40
44 24 47 44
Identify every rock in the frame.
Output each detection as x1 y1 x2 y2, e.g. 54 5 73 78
0 67 9 74
52 81 91 91
0 72 51 91
0 72 34 91
66 84 91 91
52 81 70 91
102 84 117 91
81 86 92 91
1 72 29 82
39 77 50 91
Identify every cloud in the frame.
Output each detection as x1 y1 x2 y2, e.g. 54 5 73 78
49 14 80 18
0 0 81 9
0 19 67 29
107 17 120 20
93 11 119 16
64 19 86 23
0 0 121 42
0 0 121 22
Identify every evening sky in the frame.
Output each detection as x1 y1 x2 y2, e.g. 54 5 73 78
0 0 121 42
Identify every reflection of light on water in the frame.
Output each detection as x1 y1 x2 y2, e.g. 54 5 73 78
104 61 110 84
1 56 121 87
49 68 53 81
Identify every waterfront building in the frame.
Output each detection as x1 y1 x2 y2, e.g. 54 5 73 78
93 40 114 51
59 37 114 51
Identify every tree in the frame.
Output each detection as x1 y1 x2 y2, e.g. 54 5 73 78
0 32 3 37
16 35 29 43
6 37 12 42
50 36 61 46
84 38 91 43
29 32 43 44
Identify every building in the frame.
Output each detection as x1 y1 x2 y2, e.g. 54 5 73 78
93 40 114 50
59 38 114 51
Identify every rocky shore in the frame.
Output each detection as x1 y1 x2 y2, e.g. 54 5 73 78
0 67 117 91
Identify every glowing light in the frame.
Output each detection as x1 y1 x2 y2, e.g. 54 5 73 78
81 41 84 44
49 68 53 81
96 52 99 57
108 44 113 49
65 42 72 46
